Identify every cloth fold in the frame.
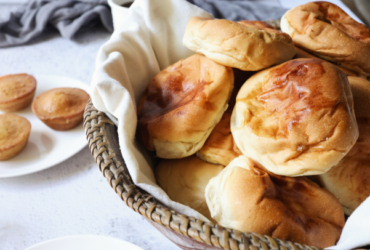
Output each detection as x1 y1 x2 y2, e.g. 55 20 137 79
0 0 113 48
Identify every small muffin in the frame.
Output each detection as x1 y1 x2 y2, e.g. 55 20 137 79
0 74 37 112
205 156 344 248
32 88 90 131
0 114 31 160
231 59 358 176
183 17 296 71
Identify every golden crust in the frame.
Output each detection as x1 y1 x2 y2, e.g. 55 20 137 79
317 155 370 215
138 54 234 159
281 2 370 76
317 77 370 215
231 59 359 176
196 110 242 166
155 156 224 221
294 47 367 79
205 156 344 248
0 74 37 112
0 114 31 160
183 17 296 71
347 77 370 156
32 88 90 131
238 20 279 33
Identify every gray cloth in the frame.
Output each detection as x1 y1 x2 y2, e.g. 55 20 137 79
0 0 113 48
187 0 287 21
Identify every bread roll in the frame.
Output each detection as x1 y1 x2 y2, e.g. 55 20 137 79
347 77 370 156
205 156 344 248
183 17 296 71
231 58 358 176
156 156 224 221
138 54 234 159
316 77 370 215
294 47 367 79
281 2 370 76
317 155 370 215
196 110 242 166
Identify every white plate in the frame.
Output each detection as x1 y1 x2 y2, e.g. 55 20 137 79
0 75 90 178
25 235 144 250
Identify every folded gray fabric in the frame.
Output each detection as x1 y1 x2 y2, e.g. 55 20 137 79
0 0 113 48
187 0 287 21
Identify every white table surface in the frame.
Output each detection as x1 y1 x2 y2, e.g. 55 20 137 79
0 4 180 250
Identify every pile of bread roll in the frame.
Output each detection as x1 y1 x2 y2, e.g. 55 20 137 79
137 2 370 248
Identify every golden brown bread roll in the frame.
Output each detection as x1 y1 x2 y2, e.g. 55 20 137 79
317 155 370 215
183 17 296 71
294 47 367 79
205 156 344 248
316 77 370 215
138 54 234 159
231 58 359 176
196 110 242 166
347 77 370 156
155 156 224 221
281 2 370 76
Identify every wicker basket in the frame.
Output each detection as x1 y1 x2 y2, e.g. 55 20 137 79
84 99 350 250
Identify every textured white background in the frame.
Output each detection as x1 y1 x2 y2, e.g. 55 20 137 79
0 4 179 250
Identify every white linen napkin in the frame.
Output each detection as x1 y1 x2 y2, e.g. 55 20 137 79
90 0 370 248
328 197 370 250
91 0 212 222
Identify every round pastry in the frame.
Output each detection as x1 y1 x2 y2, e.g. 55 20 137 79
0 114 31 160
32 88 90 131
205 156 344 248
183 17 296 71
138 54 234 159
196 110 242 166
155 156 224 221
347 77 370 156
317 155 370 215
231 58 358 176
317 77 370 215
0 73 37 112
294 47 367 79
281 1 370 76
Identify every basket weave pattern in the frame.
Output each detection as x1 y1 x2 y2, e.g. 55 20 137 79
83 99 323 250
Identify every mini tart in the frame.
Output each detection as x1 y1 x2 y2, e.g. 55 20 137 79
0 74 37 112
32 88 90 131
0 114 31 161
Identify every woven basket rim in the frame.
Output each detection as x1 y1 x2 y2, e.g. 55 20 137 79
82 99 329 250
